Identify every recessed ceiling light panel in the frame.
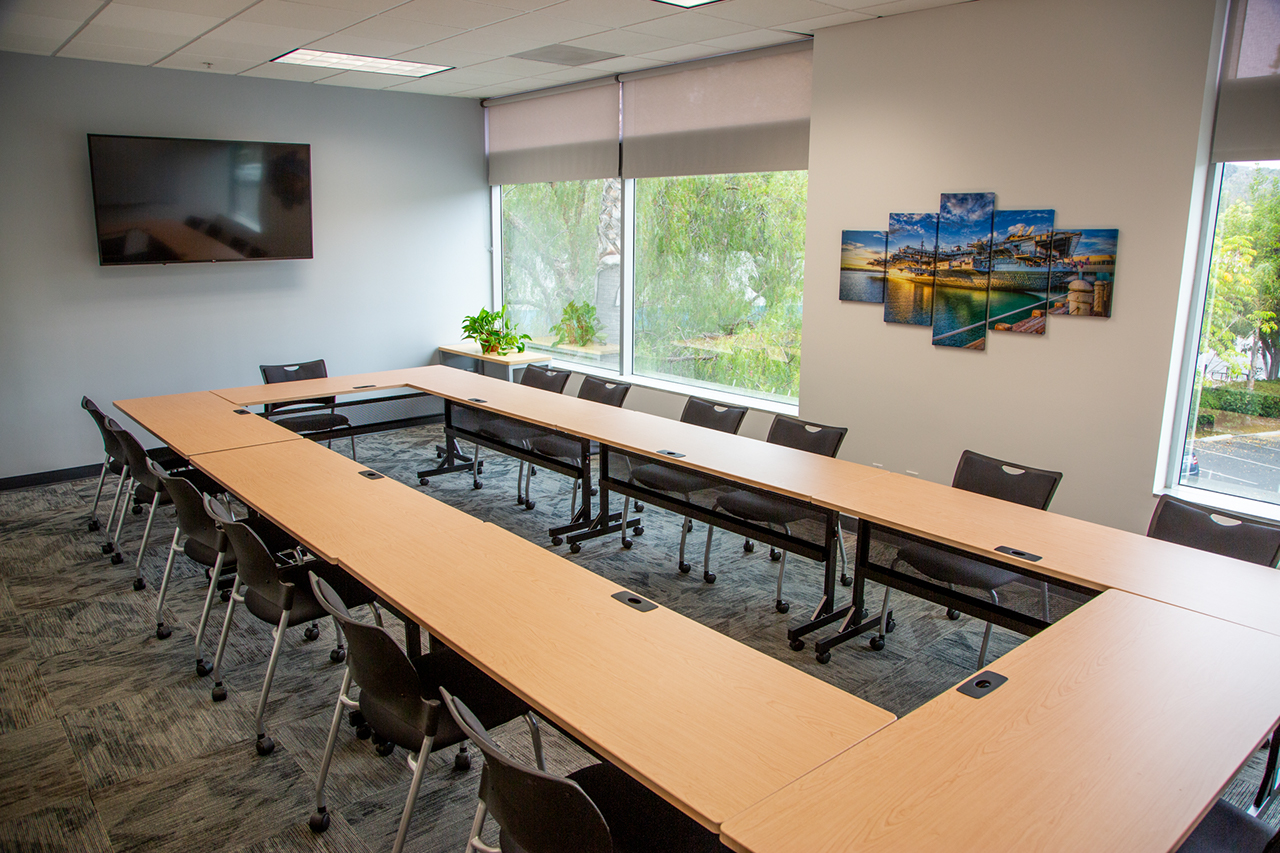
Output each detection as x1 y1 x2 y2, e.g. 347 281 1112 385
272 49 451 78
651 0 724 7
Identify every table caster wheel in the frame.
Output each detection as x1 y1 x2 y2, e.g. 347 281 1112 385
132 505 143 515
436 449 445 459
622 538 633 549
349 710 365 728
634 525 644 535
841 574 853 587
330 647 346 663
569 542 581 554
304 625 321 641
770 548 782 562
590 487 598 497
703 570 716 584
684 520 694 533
376 741 395 757
310 810 330 833
634 502 644 512
525 500 536 511
789 638 806 652
102 543 114 554
473 480 483 490
88 519 100 532
551 536 563 546
196 660 212 677
870 636 886 651
816 651 831 664
132 577 145 591
256 736 275 756
212 684 228 702
477 462 485 473
221 589 231 602
886 618 896 633
775 600 789 614
419 478 429 486
156 624 171 640
357 725 372 740
947 608 961 620
454 749 471 771
111 553 124 565
743 540 755 553
678 561 691 574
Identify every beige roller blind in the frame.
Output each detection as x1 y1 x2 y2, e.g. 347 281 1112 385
620 42 812 179
485 80 620 185
1213 0 1280 162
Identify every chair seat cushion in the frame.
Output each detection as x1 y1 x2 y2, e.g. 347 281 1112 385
631 463 714 496
481 419 547 446
895 543 1020 591
529 434 597 464
1176 800 1275 853
273 413 349 434
715 490 802 526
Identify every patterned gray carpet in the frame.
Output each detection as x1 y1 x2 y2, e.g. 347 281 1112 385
0 423 1275 851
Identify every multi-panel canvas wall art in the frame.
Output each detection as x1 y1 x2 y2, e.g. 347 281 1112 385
840 230 887 303
843 192 1116 352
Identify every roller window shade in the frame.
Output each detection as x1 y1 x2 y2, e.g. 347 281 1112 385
486 82 620 185
620 44 812 179
1212 0 1280 162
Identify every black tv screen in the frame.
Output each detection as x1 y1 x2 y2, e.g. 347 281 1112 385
87 134 312 265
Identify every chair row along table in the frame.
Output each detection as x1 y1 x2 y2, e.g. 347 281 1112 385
115 363 1280 852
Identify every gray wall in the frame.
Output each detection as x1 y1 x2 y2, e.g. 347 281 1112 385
0 51 491 479
800 0 1219 533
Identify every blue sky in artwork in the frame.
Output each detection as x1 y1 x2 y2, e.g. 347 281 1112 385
938 192 994 248
1075 229 1118 256
887 212 937 253
993 209 1055 238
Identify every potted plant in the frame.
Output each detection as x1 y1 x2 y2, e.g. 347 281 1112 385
551 300 604 347
461 304 531 355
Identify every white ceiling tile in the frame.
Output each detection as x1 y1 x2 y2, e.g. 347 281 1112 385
235 0 367 32
576 54 662 73
155 51 260 72
314 68 405 87
177 33 289 61
3 0 103 20
332 15 462 45
701 0 845 29
121 0 257 18
471 0 562 12
384 74 484 94
782 9 875 33
64 21 191 50
565 28 679 55
393 42 500 66
436 65 520 84
0 31 70 55
201 19 330 49
533 65 611 82
637 42 726 63
699 29 809 51
423 27 544 55
625 10 754 41
850 0 970 16
305 33 422 56
289 0 406 13
472 10 605 44
57 39 169 64
545 0 677 28
93 4 225 36
0 11 83 41
382 0 523 30
469 55 562 75
465 82 525 97
239 59 343 80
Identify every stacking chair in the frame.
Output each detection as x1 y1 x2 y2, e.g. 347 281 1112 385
875 450 1062 669
204 495 376 756
81 397 128 539
1176 799 1280 852
702 415 848 613
1146 493 1280 817
466 363 571 503
307 574 539 853
260 359 356 459
527 376 631 523
443 688 727 853
619 397 748 578
106 420 182 590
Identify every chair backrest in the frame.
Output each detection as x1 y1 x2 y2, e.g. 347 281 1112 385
766 415 847 458
83 397 125 462
577 376 631 408
1147 494 1280 567
203 494 294 610
680 396 748 434
309 572 443 740
260 359 335 414
952 450 1062 511
146 459 225 554
441 689 613 853
107 419 163 493
520 363 572 394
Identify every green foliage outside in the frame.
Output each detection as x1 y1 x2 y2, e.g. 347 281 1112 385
552 300 604 347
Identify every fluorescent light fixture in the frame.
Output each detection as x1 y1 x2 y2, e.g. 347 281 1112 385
651 0 724 7
272 49 451 78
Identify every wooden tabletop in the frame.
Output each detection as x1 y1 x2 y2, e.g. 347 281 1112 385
335 520 895 832
721 589 1280 853
115 391 304 458
439 341 553 367
213 366 437 408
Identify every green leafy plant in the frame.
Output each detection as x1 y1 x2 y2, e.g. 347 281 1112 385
552 300 604 347
461 304 531 355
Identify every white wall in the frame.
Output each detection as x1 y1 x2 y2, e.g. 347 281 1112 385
800 0 1219 533
0 51 491 479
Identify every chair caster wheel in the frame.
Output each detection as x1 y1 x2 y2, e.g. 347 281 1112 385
221 589 231 602
525 500 535 511
569 542 581 554
678 561 692 574
703 571 716 584
789 638 805 652
886 618 896 633
770 548 782 562
349 710 364 729
132 505 143 515
775 600 790 614
376 741 395 757
590 487 599 497
88 519 100 532
477 462 484 473
816 651 831 664
304 625 320 641
633 525 644 535
330 647 346 663
419 478 429 486
357 725 372 740
310 810 330 833
551 536 563 546
111 553 124 565
473 480 483 490
436 449 445 459
684 520 694 533
196 660 212 677
634 503 644 512
212 684 227 702
743 540 755 553
256 736 275 756
841 575 853 587
870 636 886 651
622 538 633 549
454 749 471 771
133 577 145 591
156 624 171 640
947 608 961 620
102 543 114 554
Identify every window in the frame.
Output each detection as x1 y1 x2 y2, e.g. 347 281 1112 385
498 170 807 404
1180 160 1280 504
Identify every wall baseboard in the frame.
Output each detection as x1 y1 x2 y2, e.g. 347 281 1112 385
1 464 101 492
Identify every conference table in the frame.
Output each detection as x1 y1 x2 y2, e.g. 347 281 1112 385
116 363 1280 850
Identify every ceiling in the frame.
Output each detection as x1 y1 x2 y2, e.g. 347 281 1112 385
0 0 969 100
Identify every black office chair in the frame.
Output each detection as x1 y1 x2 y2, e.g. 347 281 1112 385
260 359 356 459
619 397 748 578
874 450 1063 669
702 415 848 612
528 376 632 523
306 573 539 852
204 495 376 756
1176 798 1280 852
1146 493 1280 817
466 363 572 503
442 688 728 853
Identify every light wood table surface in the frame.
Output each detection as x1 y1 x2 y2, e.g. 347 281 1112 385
335 520 895 832
721 589 1280 853
438 342 552 381
115 391 304 458
213 367 437 408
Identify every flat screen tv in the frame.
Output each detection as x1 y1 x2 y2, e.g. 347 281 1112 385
87 134 313 265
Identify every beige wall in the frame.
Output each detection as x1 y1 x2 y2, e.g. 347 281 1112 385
800 0 1220 533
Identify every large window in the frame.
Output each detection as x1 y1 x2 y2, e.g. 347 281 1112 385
499 171 808 405
1180 160 1280 504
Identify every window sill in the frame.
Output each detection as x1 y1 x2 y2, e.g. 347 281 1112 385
550 359 800 418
